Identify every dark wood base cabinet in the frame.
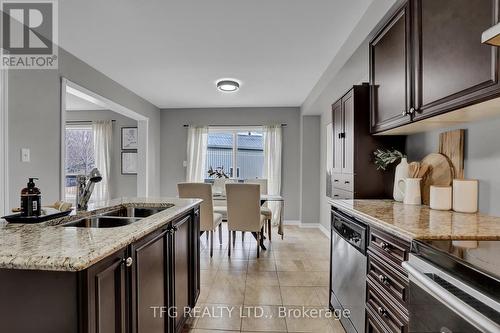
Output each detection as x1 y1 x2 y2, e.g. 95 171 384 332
366 227 410 333
0 207 200 333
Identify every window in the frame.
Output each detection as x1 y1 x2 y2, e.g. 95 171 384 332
64 125 95 202
206 128 264 180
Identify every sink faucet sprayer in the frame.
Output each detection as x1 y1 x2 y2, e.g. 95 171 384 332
76 168 102 211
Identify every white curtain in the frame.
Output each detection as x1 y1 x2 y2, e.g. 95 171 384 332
186 126 208 182
92 120 112 202
263 125 282 228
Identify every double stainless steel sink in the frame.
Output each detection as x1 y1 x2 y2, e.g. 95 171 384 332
62 206 169 228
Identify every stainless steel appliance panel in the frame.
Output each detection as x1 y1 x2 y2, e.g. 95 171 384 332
330 209 367 333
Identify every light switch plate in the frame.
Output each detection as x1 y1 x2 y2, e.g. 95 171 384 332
21 148 30 162
183 160 187 167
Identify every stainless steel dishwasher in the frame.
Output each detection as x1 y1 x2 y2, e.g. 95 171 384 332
330 208 368 333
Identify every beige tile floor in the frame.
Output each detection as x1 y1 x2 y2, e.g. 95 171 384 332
183 224 346 333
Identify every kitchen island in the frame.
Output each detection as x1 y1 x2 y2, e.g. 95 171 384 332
0 197 202 333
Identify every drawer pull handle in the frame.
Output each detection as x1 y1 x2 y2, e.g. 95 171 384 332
344 181 350 184
334 179 339 182
380 242 391 252
124 257 133 267
378 274 390 285
377 306 388 317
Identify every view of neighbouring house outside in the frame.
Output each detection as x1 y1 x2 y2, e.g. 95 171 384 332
206 131 264 179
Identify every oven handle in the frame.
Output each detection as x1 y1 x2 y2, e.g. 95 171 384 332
402 261 500 333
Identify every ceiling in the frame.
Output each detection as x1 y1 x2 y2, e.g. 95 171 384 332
66 92 106 111
59 0 372 109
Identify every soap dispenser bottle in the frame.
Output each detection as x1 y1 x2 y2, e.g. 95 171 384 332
21 178 41 217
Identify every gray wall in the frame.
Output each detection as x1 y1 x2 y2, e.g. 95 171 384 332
66 110 138 199
406 118 500 216
8 48 160 209
301 40 371 229
300 116 321 224
160 107 301 221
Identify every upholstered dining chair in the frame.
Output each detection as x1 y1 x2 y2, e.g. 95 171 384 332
244 178 273 241
177 183 222 257
225 183 267 258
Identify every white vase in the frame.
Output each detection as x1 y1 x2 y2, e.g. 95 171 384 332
393 157 409 202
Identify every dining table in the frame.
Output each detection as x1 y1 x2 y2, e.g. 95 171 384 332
212 192 285 250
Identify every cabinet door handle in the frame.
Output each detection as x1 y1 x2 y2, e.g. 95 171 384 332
334 179 339 182
380 242 391 252
124 257 133 267
340 132 345 139
377 306 388 317
378 274 390 285
344 181 350 184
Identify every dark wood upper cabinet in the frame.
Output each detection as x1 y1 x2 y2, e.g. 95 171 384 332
332 99 343 174
413 0 500 120
370 2 412 133
331 84 405 199
370 0 500 133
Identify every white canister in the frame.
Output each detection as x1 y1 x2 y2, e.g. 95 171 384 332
393 157 409 202
430 185 452 211
453 179 479 213
398 178 422 205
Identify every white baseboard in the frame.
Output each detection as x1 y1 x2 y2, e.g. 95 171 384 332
318 223 331 239
283 220 331 238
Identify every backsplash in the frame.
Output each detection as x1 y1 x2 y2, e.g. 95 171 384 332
406 116 500 217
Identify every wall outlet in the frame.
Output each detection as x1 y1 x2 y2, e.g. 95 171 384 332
21 148 30 162
183 160 187 167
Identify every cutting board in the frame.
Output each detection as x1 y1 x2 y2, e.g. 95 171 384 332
421 153 454 205
439 129 465 179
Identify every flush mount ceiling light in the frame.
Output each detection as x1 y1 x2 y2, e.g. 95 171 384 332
217 79 240 92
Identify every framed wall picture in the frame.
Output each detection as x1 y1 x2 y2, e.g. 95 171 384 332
121 127 138 150
121 151 138 175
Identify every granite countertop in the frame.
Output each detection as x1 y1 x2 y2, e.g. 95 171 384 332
330 199 500 242
0 197 201 272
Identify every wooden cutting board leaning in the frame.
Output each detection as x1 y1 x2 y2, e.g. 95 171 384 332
439 129 465 179
421 153 454 205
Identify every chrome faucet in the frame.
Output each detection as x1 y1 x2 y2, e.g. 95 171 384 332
76 168 102 211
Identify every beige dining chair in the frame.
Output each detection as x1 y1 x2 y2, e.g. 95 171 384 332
177 183 223 257
226 183 267 258
244 178 273 241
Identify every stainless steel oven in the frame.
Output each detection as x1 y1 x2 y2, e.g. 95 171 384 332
330 209 368 333
403 241 500 333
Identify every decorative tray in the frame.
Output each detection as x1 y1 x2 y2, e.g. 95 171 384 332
1 210 72 223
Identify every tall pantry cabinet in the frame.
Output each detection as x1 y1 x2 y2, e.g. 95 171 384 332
330 84 405 199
